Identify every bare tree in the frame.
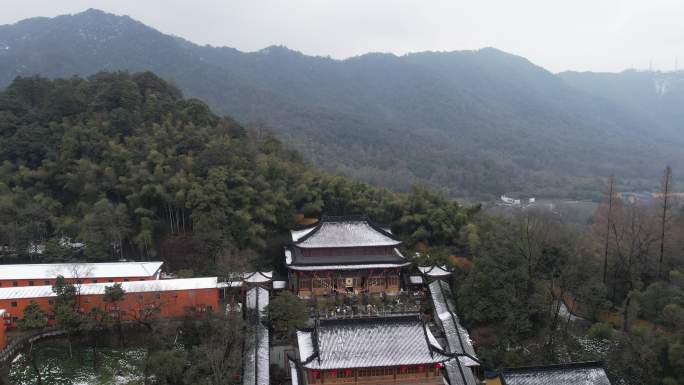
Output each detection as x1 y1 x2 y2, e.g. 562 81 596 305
658 165 673 280
603 175 616 284
201 313 247 385
609 202 657 303
127 291 164 330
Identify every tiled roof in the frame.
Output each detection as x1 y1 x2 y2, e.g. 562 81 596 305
500 362 612 385
297 316 449 370
409 275 424 284
419 265 453 277
0 261 163 280
445 360 477 385
292 216 401 248
243 287 270 385
0 277 217 300
429 280 477 361
243 271 273 283
285 246 407 267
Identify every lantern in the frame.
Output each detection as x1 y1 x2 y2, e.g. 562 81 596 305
298 271 304 277
312 370 320 378
400 365 408 373
329 370 337 377
344 369 353 376
434 363 442 369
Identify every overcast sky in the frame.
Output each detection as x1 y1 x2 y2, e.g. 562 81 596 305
1 0 682 73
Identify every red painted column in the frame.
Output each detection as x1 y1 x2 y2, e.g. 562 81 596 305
0 309 7 350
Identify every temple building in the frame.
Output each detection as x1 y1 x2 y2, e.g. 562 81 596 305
285 216 410 297
292 315 464 385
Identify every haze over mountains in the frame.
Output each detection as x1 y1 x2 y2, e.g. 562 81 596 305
1 9 683 199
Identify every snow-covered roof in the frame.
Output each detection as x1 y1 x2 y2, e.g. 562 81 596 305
285 249 293 265
292 217 401 248
418 266 453 277
287 262 411 271
409 275 424 285
289 359 300 385
0 277 217 300
244 271 273 283
291 227 316 242
0 261 163 281
445 359 477 385
429 280 477 361
217 281 243 288
297 316 450 370
243 287 270 385
246 286 269 313
458 356 479 367
500 362 612 385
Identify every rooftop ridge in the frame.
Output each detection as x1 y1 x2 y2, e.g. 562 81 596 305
292 215 401 247
320 214 369 222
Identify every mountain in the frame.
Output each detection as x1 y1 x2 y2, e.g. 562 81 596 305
0 72 472 268
1 9 682 199
559 70 684 141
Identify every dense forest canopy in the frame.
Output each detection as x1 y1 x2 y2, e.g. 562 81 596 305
2 9 683 199
0 72 475 273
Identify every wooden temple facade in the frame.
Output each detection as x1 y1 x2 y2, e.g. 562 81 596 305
292 316 456 385
285 216 410 298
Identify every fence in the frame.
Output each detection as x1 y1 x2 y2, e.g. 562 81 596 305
0 328 67 365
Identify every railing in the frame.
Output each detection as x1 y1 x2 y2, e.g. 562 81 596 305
314 305 421 320
0 328 67 365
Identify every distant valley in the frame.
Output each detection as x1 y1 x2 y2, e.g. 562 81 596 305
2 9 684 199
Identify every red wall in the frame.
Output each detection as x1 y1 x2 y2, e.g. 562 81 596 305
0 276 155 288
0 315 6 350
0 287 219 330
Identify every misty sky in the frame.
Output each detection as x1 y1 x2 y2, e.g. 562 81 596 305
1 0 682 73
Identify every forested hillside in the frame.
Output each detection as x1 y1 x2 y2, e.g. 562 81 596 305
1 72 683 385
559 69 684 141
1 9 682 199
0 72 474 272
